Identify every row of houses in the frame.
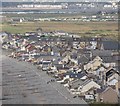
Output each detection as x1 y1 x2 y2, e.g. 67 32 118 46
1 31 120 104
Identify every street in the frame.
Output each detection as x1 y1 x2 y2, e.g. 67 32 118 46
1 50 87 105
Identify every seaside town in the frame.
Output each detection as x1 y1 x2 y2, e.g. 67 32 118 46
1 0 120 105
1 30 120 104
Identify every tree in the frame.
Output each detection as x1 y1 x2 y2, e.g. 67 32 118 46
36 27 42 32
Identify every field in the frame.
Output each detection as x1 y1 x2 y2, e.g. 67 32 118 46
1 12 119 40
3 13 83 18
1 20 118 40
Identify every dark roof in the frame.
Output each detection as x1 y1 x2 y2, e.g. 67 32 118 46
52 46 61 53
34 55 41 59
12 18 22 21
64 71 86 79
70 79 84 89
102 41 120 50
91 50 112 57
54 64 69 70
54 64 63 69
114 55 120 61
28 35 40 41
101 56 116 63
78 55 89 64
80 79 93 87
91 50 116 63
70 53 78 59
37 55 56 61
96 88 106 93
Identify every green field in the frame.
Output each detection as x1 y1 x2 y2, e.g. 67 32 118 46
1 21 118 40
0 11 118 39
1 12 119 40
3 13 93 19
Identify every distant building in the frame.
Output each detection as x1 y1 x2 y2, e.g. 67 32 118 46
17 4 63 9
11 18 24 23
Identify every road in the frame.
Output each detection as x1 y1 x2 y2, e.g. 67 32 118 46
1 50 87 105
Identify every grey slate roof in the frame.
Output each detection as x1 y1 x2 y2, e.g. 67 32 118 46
102 41 120 50
70 79 84 89
78 55 89 64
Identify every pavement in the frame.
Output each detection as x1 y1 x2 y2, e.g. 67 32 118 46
1 50 87 105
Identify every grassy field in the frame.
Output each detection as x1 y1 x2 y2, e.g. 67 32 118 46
1 21 118 40
3 13 83 18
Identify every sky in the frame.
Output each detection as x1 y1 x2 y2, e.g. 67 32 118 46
1 0 119 2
